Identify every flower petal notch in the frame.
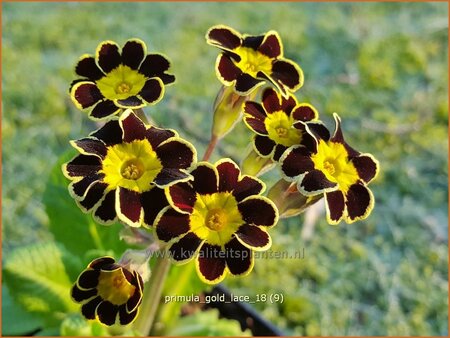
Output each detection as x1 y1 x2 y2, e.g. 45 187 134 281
62 109 197 228
279 113 379 224
70 39 175 120
156 159 278 284
243 87 322 162
71 256 144 326
206 25 304 97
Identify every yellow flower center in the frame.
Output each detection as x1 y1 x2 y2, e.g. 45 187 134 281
96 65 146 100
310 140 359 192
264 111 302 147
101 139 162 193
97 269 136 305
235 47 273 78
190 192 244 246
120 158 144 180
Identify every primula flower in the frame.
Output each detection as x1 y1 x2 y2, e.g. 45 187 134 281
71 256 143 326
155 159 278 284
206 25 303 97
62 109 196 227
70 39 175 120
280 114 379 224
244 87 328 161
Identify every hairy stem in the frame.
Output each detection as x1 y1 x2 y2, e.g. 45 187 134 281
203 135 219 161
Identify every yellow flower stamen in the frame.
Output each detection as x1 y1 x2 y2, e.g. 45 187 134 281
97 269 135 305
117 82 131 94
96 65 146 101
235 47 272 78
120 158 144 180
205 208 227 231
310 140 359 192
264 111 301 147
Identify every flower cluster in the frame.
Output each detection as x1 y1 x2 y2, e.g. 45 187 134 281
63 26 379 329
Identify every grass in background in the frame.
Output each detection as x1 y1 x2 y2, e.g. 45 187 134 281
2 2 448 336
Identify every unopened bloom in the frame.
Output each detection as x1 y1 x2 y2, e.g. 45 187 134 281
155 159 278 284
62 110 196 227
70 39 175 120
280 114 379 224
71 256 144 326
244 87 328 161
206 25 303 97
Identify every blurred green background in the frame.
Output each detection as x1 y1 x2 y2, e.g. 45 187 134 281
2 1 448 336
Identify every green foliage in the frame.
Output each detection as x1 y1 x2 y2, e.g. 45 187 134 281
165 309 251 336
3 242 80 326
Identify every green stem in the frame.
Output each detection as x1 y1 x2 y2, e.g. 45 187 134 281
134 254 171 335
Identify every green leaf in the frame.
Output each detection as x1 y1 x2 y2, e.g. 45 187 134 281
60 313 93 336
3 241 79 326
2 285 43 335
43 150 128 258
166 309 252 336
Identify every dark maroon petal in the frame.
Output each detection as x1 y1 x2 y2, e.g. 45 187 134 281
97 301 119 326
94 190 117 223
139 54 170 78
156 139 195 169
77 269 100 289
254 135 276 157
280 94 298 113
118 188 142 225
128 279 143 306
81 296 102 320
258 32 282 58
233 176 264 202
89 256 116 269
119 305 139 325
191 164 219 194
121 111 147 142
273 144 288 162
242 35 264 50
141 188 169 227
75 56 104 80
96 41 121 74
65 154 101 178
261 87 281 113
71 173 102 198
169 233 202 262
216 54 241 82
207 26 242 51
225 237 253 275
351 155 379 184
238 197 277 227
154 169 190 187
197 243 227 282
235 224 270 249
116 96 144 108
299 169 337 194
79 182 107 211
300 130 318 153
270 59 302 91
90 120 123 146
156 207 190 242
71 285 97 302
292 104 318 122
122 39 145 70
304 122 330 141
325 190 345 224
167 182 197 213
72 138 107 158
90 100 121 120
280 146 314 178
244 101 267 121
235 73 263 94
99 263 121 272
245 118 267 135
121 268 135 285
330 114 359 157
72 82 103 109
217 160 240 192
138 78 163 104
345 183 373 222
146 126 176 149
